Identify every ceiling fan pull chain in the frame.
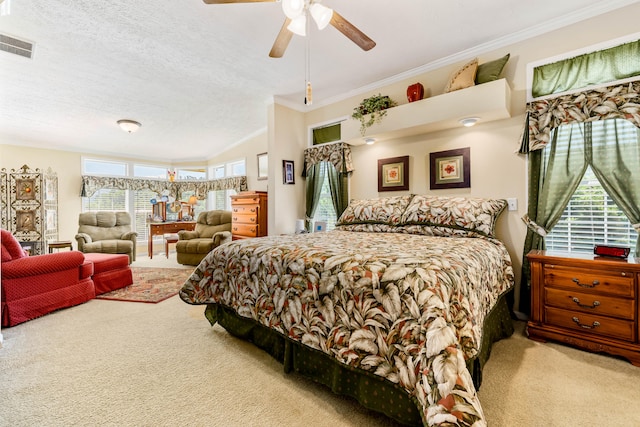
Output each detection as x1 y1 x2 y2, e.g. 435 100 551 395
305 13 313 105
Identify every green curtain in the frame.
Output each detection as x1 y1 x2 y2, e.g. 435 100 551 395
586 119 640 254
520 124 589 314
312 123 341 145
532 39 640 98
325 162 349 219
304 163 326 231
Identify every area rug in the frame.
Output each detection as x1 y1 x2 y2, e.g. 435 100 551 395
95 267 194 303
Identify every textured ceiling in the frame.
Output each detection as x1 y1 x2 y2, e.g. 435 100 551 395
0 0 637 162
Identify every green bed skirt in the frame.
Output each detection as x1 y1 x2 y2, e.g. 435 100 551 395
204 290 514 426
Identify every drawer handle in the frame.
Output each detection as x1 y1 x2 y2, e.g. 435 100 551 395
250 217 256 222
572 317 600 329
571 297 600 309
572 278 600 288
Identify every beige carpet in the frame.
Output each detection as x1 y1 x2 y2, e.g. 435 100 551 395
1 257 640 426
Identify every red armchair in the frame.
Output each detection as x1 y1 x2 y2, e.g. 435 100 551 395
1 229 95 327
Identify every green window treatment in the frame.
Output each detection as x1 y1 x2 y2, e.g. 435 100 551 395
520 80 640 153
80 175 247 200
532 38 640 98
519 119 640 315
302 142 354 230
326 163 349 219
304 163 326 231
312 123 341 145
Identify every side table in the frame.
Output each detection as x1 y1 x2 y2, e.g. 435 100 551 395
48 241 73 253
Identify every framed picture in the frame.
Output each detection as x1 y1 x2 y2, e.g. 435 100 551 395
378 156 409 192
15 178 36 200
429 147 470 189
257 152 268 181
283 160 295 184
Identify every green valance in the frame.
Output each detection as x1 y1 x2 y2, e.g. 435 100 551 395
532 38 640 98
80 175 247 199
520 80 640 153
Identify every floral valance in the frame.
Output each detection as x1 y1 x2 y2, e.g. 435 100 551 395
302 142 354 176
520 80 640 153
80 175 247 199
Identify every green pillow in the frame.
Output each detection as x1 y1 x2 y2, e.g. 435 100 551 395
475 53 510 84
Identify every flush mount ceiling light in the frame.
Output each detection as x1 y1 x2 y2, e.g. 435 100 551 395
117 119 141 133
364 137 376 145
282 0 333 36
459 117 479 127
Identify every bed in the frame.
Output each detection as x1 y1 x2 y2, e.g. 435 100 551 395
180 194 515 426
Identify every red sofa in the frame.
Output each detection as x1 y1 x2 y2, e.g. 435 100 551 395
1 229 95 327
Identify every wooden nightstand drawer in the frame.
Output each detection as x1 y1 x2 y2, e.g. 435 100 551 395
231 196 261 205
544 288 634 320
543 264 634 297
544 306 635 342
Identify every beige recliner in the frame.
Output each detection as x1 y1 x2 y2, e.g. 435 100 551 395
75 211 138 263
176 210 232 266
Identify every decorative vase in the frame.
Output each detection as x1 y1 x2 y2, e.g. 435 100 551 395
407 83 424 102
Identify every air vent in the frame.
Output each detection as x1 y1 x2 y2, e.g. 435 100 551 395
0 34 33 59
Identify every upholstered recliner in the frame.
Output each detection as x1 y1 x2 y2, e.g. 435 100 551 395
176 210 232 265
75 211 137 263
1 229 95 327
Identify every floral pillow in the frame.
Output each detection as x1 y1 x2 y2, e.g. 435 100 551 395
336 195 414 226
399 195 506 237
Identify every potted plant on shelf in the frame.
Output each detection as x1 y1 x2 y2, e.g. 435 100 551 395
351 94 397 136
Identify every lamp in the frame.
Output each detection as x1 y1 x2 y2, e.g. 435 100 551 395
459 117 479 127
283 0 335 36
364 137 376 145
117 119 141 133
188 195 198 217
310 3 333 30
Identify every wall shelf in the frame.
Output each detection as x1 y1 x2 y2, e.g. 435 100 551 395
343 78 512 145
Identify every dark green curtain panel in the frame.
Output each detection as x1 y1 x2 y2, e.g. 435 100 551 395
304 163 325 231
326 163 349 219
532 39 640 98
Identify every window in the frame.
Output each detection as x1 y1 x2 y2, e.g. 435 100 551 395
177 168 207 180
312 162 337 231
83 159 126 176
546 120 638 256
546 166 638 256
208 159 245 210
133 164 166 179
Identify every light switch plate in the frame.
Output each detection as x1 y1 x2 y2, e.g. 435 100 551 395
507 198 518 211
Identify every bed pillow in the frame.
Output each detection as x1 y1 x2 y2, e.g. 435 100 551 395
399 195 507 237
444 58 478 93
475 53 510 84
336 195 414 226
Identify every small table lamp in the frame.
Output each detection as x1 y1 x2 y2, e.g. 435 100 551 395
188 195 198 217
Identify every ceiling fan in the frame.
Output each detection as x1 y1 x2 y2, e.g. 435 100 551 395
202 0 376 58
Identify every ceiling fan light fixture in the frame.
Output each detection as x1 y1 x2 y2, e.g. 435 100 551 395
117 119 141 133
310 3 333 30
282 0 304 19
287 15 307 36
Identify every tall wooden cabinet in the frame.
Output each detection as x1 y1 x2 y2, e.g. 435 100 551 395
527 250 640 366
230 191 268 240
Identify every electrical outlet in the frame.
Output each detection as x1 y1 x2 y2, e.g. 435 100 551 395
507 198 518 211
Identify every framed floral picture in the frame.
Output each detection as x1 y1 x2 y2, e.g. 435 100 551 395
378 156 409 192
429 147 470 189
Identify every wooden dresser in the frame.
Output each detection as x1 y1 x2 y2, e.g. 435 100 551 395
527 250 640 366
230 191 268 240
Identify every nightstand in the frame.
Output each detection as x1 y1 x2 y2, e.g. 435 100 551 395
527 250 640 366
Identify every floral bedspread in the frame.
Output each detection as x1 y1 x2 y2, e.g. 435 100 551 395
180 230 514 426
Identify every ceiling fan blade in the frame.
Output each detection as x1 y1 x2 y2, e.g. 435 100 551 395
269 18 293 58
330 11 376 51
202 0 276 4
